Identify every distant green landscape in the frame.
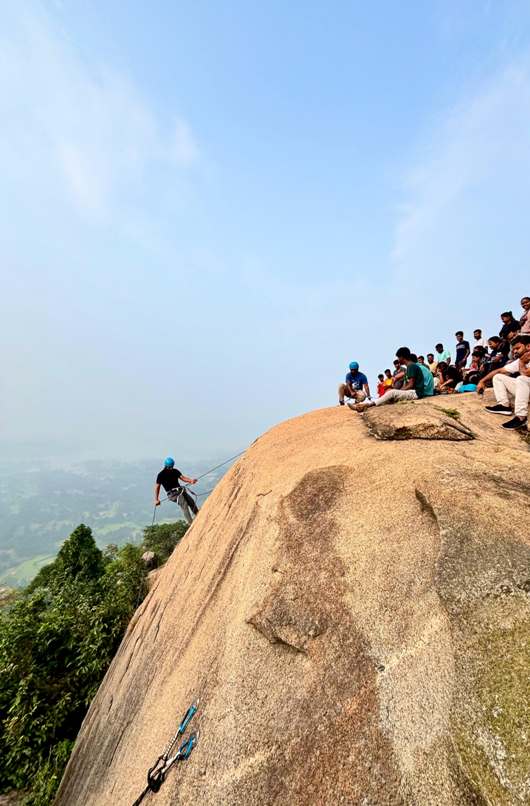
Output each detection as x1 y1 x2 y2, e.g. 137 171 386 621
0 457 226 587
0 554 55 587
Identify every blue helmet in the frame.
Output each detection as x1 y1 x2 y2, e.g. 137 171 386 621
349 361 359 371
164 456 175 468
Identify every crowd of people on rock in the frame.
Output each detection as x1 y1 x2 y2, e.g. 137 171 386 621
338 296 530 432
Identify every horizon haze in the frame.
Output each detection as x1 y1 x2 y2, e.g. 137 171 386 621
2 0 530 462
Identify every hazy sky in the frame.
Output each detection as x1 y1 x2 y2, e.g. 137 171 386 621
2 0 530 462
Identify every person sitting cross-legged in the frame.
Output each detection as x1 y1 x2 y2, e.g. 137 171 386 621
479 334 530 430
350 347 433 411
463 350 486 385
436 361 461 393
338 361 371 406
410 353 435 397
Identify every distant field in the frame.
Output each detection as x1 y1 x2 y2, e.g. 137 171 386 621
0 456 227 585
0 554 55 587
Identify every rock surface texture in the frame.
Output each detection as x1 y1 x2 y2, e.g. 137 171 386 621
56 395 530 806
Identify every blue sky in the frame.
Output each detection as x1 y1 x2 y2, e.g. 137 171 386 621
2 0 530 461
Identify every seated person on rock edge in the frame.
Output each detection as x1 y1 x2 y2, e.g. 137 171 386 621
499 310 520 340
463 350 486 385
417 355 426 365
392 358 405 389
410 353 435 397
435 342 451 366
454 331 470 369
436 362 461 393
338 361 371 406
377 374 386 398
479 334 530 431
384 368 394 387
350 347 433 411
520 296 530 333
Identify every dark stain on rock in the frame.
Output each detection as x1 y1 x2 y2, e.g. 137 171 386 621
246 466 404 805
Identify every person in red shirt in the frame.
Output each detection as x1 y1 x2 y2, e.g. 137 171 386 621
376 374 386 398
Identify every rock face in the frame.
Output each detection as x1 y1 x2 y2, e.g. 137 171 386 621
56 396 530 806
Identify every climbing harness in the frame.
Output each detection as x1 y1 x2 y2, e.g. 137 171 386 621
132 701 199 806
167 486 198 525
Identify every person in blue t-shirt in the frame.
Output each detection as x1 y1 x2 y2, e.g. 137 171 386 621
338 361 371 406
351 347 430 411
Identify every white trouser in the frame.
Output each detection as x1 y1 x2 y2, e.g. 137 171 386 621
374 389 418 406
493 373 530 419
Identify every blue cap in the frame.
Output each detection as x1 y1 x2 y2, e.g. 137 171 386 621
349 361 359 371
164 457 175 467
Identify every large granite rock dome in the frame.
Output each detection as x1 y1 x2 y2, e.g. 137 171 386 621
56 396 530 805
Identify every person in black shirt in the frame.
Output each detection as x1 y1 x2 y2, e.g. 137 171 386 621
499 311 520 340
454 331 470 369
154 457 199 523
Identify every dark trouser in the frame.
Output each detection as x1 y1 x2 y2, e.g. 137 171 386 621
167 488 199 524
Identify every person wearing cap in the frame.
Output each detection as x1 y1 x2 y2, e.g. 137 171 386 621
338 362 371 406
154 457 199 522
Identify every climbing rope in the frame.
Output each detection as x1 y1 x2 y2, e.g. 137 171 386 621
152 450 246 513
132 701 199 806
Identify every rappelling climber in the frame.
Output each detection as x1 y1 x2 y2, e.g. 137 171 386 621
338 361 371 406
154 457 199 524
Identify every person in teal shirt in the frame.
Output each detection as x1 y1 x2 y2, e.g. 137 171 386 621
435 343 451 365
351 347 429 410
411 354 434 397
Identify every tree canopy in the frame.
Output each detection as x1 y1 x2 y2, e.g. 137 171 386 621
0 519 187 804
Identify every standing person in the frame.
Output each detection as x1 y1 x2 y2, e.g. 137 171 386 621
377 374 386 398
520 296 530 334
454 332 470 369
479 335 530 430
435 343 451 366
499 311 520 340
154 457 199 524
427 353 437 374
350 347 432 410
473 329 488 350
338 362 371 405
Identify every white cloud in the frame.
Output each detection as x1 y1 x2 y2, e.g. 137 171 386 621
0 4 199 218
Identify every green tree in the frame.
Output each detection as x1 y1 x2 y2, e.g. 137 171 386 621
27 524 104 594
142 521 188 566
0 527 148 805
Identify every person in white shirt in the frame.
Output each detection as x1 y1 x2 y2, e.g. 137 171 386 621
478 334 530 430
473 329 488 351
